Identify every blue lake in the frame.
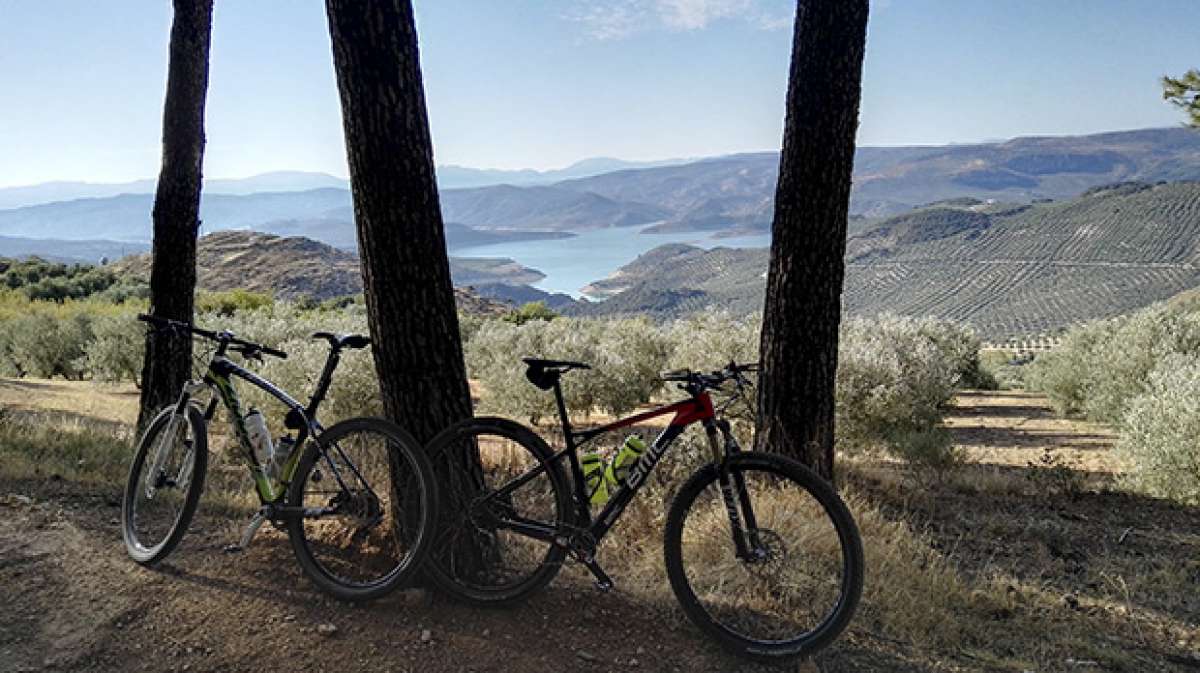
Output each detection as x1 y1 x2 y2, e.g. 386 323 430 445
454 224 771 298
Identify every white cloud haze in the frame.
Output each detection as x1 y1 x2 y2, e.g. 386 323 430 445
569 0 793 40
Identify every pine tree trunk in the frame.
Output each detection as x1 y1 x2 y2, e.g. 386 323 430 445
137 0 212 431
325 0 481 564
755 0 870 481
324 0 473 444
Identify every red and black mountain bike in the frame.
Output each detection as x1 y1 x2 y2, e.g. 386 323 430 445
425 357 863 663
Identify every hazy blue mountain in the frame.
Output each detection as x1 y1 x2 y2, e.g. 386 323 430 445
0 235 148 264
0 158 688 210
0 171 348 210
434 156 690 189
5 127 1199 244
439 184 670 231
0 189 352 242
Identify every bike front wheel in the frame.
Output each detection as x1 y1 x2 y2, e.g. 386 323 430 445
122 405 209 565
664 452 863 663
286 417 437 602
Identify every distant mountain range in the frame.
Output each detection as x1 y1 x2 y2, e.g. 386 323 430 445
4 127 1198 256
0 158 690 210
571 180 1200 339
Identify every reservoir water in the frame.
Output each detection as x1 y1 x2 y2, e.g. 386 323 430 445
453 224 771 298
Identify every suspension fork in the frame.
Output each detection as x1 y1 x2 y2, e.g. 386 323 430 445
708 420 764 560
144 380 206 499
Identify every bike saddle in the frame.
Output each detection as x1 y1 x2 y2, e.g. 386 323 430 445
311 332 371 350
522 357 591 390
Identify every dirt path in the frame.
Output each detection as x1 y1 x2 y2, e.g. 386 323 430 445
4 478 903 673
3 389 1197 672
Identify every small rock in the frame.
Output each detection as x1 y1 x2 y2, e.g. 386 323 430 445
629 658 639 667
576 650 598 663
481 628 490 638
12 495 33 506
317 623 338 637
420 629 432 643
283 615 296 623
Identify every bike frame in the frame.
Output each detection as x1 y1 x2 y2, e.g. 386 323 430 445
197 355 315 502
483 376 758 560
167 346 361 506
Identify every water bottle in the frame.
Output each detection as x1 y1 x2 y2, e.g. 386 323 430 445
244 408 274 468
605 434 647 488
581 451 610 505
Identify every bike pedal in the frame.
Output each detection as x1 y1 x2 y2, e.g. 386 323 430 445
583 558 615 592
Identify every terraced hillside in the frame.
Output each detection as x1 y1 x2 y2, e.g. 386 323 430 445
574 181 1200 338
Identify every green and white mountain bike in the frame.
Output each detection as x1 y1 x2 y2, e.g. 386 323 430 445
122 313 437 602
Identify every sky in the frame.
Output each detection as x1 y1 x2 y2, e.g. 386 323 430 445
0 0 1197 187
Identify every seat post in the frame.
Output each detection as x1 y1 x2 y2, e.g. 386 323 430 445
552 377 573 446
305 347 341 417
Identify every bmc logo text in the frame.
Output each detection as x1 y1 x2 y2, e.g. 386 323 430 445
625 439 668 489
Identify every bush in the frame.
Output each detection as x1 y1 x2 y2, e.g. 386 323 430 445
6 311 94 379
196 289 274 316
503 301 558 325
1027 303 1200 422
83 313 145 384
1116 354 1200 505
836 315 963 450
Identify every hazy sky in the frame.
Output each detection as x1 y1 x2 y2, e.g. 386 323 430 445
0 0 1196 187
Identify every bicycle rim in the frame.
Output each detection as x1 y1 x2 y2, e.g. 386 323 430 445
290 419 430 596
668 456 860 654
124 407 204 562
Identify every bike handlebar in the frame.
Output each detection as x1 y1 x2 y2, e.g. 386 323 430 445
137 313 288 360
661 361 758 391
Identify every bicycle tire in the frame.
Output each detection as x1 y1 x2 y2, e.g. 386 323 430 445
122 405 208 565
424 416 574 605
663 452 863 662
286 417 438 602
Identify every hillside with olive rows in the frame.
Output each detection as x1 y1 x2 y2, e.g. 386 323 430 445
572 181 1200 339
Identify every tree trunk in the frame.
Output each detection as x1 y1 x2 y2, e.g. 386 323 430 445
137 0 212 431
324 0 473 444
755 0 870 481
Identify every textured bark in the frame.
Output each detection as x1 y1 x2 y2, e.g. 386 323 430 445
755 0 870 480
324 0 474 443
137 0 212 431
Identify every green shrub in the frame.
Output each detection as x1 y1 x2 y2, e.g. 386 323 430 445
7 312 93 379
503 301 558 325
1116 354 1200 505
1028 303 1200 422
836 315 963 456
196 289 274 316
83 313 145 384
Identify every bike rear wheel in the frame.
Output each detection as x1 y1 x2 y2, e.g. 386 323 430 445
664 452 863 662
122 405 208 565
425 417 573 605
286 417 437 602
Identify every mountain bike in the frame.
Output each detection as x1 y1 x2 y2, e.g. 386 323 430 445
122 313 437 602
424 357 863 662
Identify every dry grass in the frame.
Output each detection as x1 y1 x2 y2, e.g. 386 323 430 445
2 380 1198 670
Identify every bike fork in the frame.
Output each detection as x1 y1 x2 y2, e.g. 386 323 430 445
709 425 763 560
